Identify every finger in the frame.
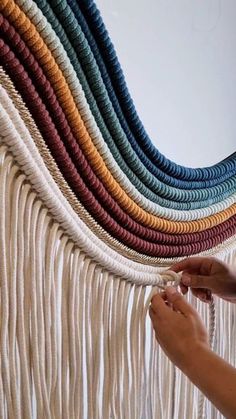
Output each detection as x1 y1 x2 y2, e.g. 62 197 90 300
150 293 169 319
160 291 167 300
181 272 211 289
191 288 205 299
165 286 196 315
149 306 155 321
149 307 164 331
190 288 209 302
171 257 211 274
180 283 188 295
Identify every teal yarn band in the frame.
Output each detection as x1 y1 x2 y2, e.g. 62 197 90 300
77 0 236 182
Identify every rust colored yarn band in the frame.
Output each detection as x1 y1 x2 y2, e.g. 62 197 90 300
0 17 234 248
0 1 235 235
0 42 236 256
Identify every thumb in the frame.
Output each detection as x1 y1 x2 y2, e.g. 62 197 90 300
165 287 195 315
181 272 211 290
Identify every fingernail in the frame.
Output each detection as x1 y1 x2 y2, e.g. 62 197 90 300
182 274 191 286
166 286 177 295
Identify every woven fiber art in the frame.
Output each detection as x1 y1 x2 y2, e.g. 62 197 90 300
0 0 236 418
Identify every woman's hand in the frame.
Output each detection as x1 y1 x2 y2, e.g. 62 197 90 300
149 285 236 418
149 286 209 370
171 257 236 303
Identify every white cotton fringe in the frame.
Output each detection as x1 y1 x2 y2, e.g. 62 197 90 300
0 149 236 419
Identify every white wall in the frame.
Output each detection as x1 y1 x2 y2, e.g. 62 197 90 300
96 0 236 167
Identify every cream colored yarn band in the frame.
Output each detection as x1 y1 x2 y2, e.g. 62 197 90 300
0 68 235 269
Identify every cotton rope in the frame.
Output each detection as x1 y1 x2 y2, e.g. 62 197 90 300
13 0 236 203
0 43 235 258
5 1 236 220
76 0 236 181
0 1 236 418
0 2 236 226
0 92 230 419
0 69 234 264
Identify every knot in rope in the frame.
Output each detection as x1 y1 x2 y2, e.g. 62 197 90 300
159 270 182 290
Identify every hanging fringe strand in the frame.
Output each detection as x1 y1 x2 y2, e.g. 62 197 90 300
0 145 235 418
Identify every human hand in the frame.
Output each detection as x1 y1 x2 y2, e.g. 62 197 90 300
149 287 209 370
171 257 236 303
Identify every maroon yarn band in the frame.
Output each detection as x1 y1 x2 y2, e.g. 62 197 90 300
0 38 235 256
0 15 234 245
0 18 234 250
0 17 178 241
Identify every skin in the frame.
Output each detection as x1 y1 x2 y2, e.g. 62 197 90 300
149 257 236 418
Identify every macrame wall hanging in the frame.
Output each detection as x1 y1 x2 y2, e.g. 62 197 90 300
0 0 235 418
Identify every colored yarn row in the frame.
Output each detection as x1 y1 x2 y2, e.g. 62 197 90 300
0 0 235 259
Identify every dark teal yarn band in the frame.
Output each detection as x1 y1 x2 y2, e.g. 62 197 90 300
68 0 236 189
39 0 236 206
77 0 236 182
30 0 235 218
